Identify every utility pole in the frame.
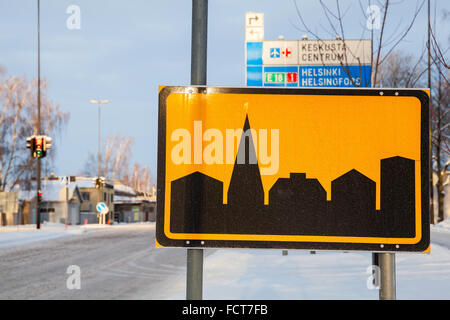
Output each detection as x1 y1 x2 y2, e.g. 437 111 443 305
427 0 434 225
66 178 69 225
186 0 207 301
90 99 109 224
36 0 42 229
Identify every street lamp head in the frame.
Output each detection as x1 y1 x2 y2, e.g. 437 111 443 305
90 99 109 105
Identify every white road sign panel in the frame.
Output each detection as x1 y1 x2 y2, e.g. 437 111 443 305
59 176 69 185
262 40 299 65
245 27 264 42
298 39 372 66
245 12 264 28
261 39 371 66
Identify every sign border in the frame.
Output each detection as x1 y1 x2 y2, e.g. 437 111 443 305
157 86 430 252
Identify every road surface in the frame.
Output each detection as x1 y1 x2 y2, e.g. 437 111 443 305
1 222 449 300
0 224 191 299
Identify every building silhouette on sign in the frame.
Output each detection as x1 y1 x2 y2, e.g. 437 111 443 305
170 115 416 238
380 156 416 237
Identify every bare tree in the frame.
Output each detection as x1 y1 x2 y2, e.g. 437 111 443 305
292 1 450 224
0 69 69 191
376 50 427 88
84 133 154 194
123 163 153 194
83 134 134 181
291 0 425 88
431 58 450 223
426 4 450 223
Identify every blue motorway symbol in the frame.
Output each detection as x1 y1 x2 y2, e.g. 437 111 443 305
270 48 280 58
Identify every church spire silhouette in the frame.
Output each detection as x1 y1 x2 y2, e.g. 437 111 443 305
227 114 265 207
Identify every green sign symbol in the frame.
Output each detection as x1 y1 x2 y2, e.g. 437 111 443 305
264 72 285 83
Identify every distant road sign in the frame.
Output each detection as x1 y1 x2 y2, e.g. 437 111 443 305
245 12 264 28
247 39 372 88
245 13 372 88
96 202 108 214
245 12 264 42
261 40 371 66
59 176 70 185
157 86 430 252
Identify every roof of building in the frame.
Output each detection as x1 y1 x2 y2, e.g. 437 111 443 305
114 195 145 204
17 190 35 201
113 183 136 196
38 180 82 202
15 176 155 202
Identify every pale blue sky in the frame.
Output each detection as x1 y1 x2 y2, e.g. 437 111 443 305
1 0 449 180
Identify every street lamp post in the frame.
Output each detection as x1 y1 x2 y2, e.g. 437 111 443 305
36 0 42 229
90 99 109 224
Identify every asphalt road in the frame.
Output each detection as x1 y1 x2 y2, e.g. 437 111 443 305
2 223 448 300
0 224 189 299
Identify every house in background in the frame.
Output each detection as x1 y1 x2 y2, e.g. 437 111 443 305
4 178 84 225
77 177 114 224
18 190 36 225
114 182 156 223
0 192 19 226
36 179 84 225
1 175 159 226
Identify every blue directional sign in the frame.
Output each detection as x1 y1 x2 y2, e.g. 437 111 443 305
246 40 372 88
96 202 108 214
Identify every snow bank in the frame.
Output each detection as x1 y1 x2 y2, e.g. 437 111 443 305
0 222 155 248
432 217 450 233
0 228 78 248
168 243 450 300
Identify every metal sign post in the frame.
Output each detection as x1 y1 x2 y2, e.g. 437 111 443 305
186 0 208 301
379 252 396 300
60 176 70 225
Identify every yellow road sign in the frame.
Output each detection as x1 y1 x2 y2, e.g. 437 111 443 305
156 86 430 252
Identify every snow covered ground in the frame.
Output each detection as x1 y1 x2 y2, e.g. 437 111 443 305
170 220 450 300
1 220 450 299
0 223 98 248
0 223 187 299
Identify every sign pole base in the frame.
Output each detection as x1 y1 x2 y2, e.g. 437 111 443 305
379 252 396 300
186 248 203 300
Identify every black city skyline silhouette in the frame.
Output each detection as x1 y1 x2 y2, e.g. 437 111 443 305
170 114 416 238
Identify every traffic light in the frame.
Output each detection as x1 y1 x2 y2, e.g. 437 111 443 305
37 190 43 202
34 136 44 158
43 136 52 152
26 136 36 156
95 177 105 188
26 135 52 158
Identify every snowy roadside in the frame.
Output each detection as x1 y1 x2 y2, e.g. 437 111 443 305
168 245 450 300
1 219 449 300
168 219 450 300
431 218 450 250
0 222 155 248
